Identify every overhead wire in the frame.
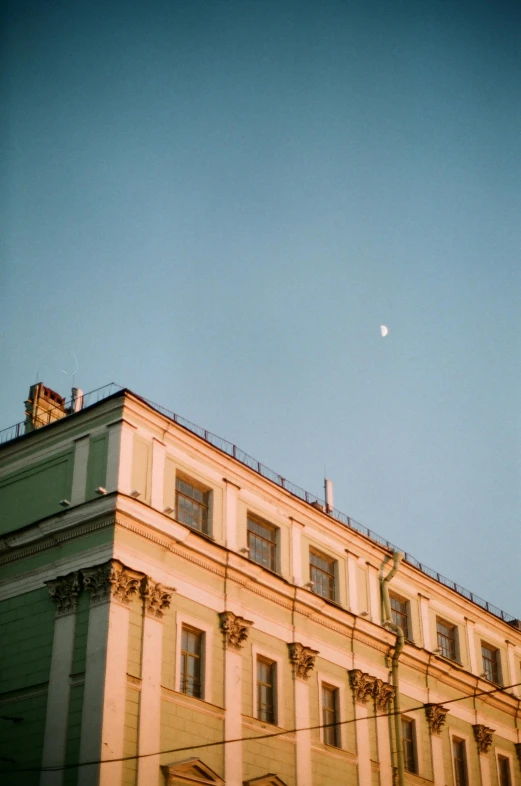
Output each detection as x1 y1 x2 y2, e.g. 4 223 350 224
2 679 520 775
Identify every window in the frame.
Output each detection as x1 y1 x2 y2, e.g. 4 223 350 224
180 626 203 698
481 642 501 684
248 516 277 572
256 657 276 724
322 684 340 747
401 718 417 774
390 594 410 639
176 475 210 534
452 738 468 786
498 755 512 786
310 550 336 601
436 618 458 661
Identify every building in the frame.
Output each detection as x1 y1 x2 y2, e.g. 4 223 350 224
0 382 520 786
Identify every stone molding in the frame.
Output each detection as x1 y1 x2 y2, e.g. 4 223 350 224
219 610 253 650
473 724 495 754
424 704 449 734
46 571 81 616
142 576 175 619
348 669 395 709
287 642 319 681
82 559 143 605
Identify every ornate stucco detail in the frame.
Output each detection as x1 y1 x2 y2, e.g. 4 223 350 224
82 560 143 605
218 611 253 650
424 704 449 734
373 678 395 712
142 576 175 619
46 571 81 616
348 669 377 704
288 642 319 680
473 724 495 754
515 742 521 769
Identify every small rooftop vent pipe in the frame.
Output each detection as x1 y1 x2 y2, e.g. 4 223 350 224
324 478 334 514
69 387 84 414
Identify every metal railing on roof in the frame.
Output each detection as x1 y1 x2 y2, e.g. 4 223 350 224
0 383 517 625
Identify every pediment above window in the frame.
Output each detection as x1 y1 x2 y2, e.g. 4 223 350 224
243 775 288 786
162 758 224 785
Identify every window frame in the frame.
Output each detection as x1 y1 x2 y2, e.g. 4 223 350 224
436 617 459 661
251 645 284 727
481 641 502 684
389 593 410 640
401 716 418 774
247 514 278 573
175 472 211 535
316 671 345 750
309 548 337 602
256 656 276 725
321 682 341 748
496 751 513 786
451 735 469 786
180 625 203 699
175 612 214 704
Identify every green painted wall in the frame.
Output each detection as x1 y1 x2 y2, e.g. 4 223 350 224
0 588 55 785
85 434 108 500
0 691 48 786
0 451 74 534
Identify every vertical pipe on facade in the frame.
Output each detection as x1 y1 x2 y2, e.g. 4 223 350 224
380 551 405 786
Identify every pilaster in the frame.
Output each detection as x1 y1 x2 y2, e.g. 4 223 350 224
224 480 240 551
106 419 135 495
425 704 449 786
150 439 166 511
40 572 81 786
78 560 143 786
71 436 90 505
137 577 175 786
288 643 317 786
219 611 253 786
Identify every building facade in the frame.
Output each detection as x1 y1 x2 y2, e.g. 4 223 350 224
0 384 520 786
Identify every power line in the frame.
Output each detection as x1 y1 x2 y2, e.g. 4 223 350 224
2 680 520 775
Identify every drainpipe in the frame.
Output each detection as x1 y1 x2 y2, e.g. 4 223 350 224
380 551 405 786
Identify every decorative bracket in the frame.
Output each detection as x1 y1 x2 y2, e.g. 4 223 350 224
82 560 143 605
219 610 253 650
424 704 449 734
348 669 377 704
473 724 495 754
142 576 175 619
373 678 396 712
46 571 81 616
288 643 319 681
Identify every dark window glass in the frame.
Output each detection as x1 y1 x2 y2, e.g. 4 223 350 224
257 657 275 724
248 516 277 572
452 739 468 786
481 643 501 684
436 619 457 660
322 684 340 747
402 718 417 773
180 626 202 698
390 594 410 640
498 756 512 786
310 550 336 601
175 476 209 534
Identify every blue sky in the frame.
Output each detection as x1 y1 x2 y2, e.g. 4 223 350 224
2 0 520 615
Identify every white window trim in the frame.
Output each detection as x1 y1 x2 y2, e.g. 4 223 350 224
401 713 422 776
449 727 471 786
175 612 214 704
251 644 285 728
316 670 346 749
495 747 514 785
